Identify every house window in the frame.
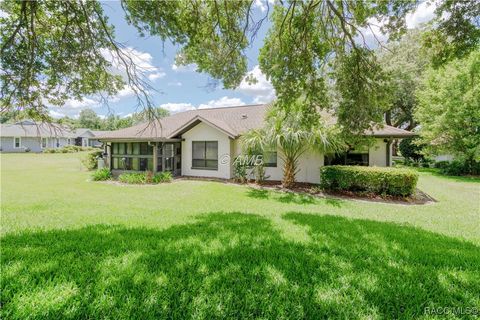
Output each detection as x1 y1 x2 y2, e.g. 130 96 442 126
263 151 277 167
324 152 369 166
192 141 218 170
56 138 60 148
14 137 21 148
42 138 48 148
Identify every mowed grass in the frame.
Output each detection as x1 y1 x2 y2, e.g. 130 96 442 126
1 153 479 319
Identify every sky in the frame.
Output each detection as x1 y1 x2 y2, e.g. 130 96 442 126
46 0 438 119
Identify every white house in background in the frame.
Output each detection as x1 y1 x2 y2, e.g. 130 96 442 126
0 120 75 153
98 104 416 184
73 128 109 148
0 121 109 153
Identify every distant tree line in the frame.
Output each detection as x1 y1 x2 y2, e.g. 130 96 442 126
1 107 170 131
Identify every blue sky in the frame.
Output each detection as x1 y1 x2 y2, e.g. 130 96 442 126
50 1 275 118
47 0 436 119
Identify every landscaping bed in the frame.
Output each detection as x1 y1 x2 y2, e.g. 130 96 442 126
243 180 435 205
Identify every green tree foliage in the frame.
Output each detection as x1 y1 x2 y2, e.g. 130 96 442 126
398 137 425 162
0 1 127 121
130 107 170 125
415 49 480 173
378 29 431 130
78 109 102 129
423 1 480 67
1 0 478 131
121 0 252 89
332 49 391 134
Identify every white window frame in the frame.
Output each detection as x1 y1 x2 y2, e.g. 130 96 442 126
13 137 21 149
41 137 48 148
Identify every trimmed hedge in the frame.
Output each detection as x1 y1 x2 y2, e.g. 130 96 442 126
118 171 173 184
320 166 418 197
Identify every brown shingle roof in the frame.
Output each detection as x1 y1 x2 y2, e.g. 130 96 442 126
97 104 416 140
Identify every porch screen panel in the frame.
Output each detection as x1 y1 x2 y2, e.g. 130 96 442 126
111 142 153 171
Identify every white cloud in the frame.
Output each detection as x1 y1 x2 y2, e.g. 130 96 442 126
63 97 99 109
159 102 196 113
148 72 166 81
49 110 66 118
357 17 389 46
101 47 164 82
198 96 245 109
172 63 197 72
0 9 9 18
236 65 275 104
109 86 136 102
168 81 182 87
253 0 274 12
356 1 438 47
406 1 437 29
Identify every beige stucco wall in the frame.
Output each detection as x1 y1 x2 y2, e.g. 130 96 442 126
181 122 233 179
180 121 390 183
368 138 390 167
230 139 324 184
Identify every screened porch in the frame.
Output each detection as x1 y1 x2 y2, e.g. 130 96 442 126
109 141 182 176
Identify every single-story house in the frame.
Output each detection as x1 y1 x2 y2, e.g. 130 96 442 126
73 128 108 148
0 120 75 153
98 104 416 183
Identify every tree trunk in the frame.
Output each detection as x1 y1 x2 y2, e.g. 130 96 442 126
385 110 392 126
283 157 296 188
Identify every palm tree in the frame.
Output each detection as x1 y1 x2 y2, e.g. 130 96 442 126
241 104 342 188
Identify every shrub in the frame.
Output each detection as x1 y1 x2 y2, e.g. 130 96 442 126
233 157 247 183
253 162 269 184
118 172 146 184
82 150 103 170
320 166 418 197
399 137 425 162
434 160 450 169
153 171 173 183
442 160 465 176
91 168 112 181
43 146 96 153
118 171 173 184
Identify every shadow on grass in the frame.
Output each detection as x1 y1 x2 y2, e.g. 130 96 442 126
277 192 316 205
2 213 479 319
246 188 269 199
246 187 344 207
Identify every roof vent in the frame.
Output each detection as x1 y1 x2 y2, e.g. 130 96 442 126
241 114 248 119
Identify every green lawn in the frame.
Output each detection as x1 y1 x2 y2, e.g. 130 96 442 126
1 153 479 319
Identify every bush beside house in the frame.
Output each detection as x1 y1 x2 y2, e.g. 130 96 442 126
118 171 172 184
320 166 418 197
91 168 112 181
82 150 104 170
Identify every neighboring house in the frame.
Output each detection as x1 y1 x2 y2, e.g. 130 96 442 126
98 104 416 183
73 128 108 148
0 121 75 153
434 154 455 162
